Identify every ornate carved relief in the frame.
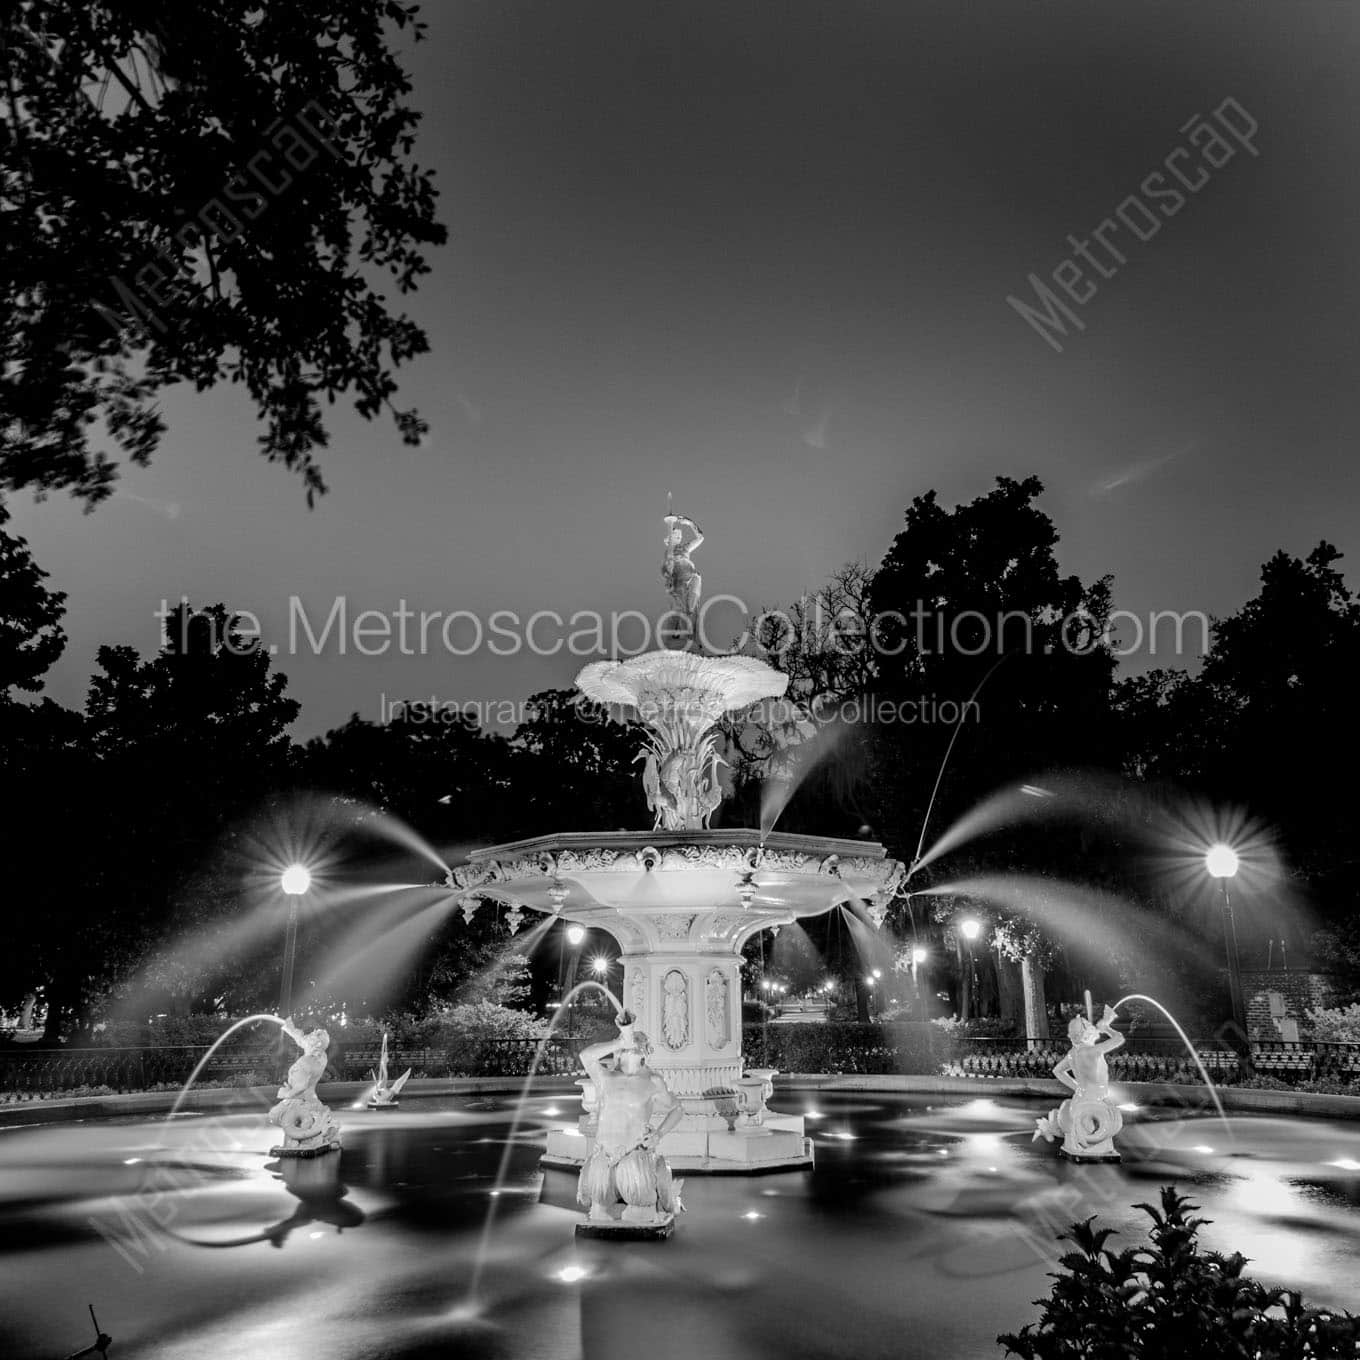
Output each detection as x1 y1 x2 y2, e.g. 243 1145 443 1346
661 969 690 1050
644 913 696 942
705 969 731 1050
629 965 647 1025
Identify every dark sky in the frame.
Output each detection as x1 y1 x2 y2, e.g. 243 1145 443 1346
12 0 1360 735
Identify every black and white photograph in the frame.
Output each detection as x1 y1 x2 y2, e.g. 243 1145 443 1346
3 2 1360 1357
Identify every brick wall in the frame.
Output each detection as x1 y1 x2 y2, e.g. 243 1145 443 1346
1239 970 1337 1039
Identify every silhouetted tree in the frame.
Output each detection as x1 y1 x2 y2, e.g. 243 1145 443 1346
2 0 445 505
511 688 643 833
32 603 301 1035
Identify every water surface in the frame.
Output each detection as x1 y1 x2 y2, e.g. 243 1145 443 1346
2 1090 1357 1359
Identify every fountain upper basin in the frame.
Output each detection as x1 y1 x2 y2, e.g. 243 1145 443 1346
451 829 904 950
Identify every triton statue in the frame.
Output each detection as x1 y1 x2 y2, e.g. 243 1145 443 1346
1033 1004 1126 1162
268 1020 341 1157
576 1011 684 1236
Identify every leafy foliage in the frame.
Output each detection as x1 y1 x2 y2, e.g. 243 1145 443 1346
1000 1186 1360 1358
1303 1004 1360 1046
2 0 445 505
0 503 66 692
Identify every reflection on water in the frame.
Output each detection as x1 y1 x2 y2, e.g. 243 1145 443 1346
1 1093 1358 1359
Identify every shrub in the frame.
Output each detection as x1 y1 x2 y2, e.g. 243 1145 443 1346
1305 1004 1360 1046
999 1186 1360 1358
741 1021 942 1075
87 1015 274 1048
431 1002 550 1042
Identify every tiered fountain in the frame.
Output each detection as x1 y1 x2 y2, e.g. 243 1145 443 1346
445 512 904 1171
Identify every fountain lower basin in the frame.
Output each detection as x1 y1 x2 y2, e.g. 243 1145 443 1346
448 829 904 1172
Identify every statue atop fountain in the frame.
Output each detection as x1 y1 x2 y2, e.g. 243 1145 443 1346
575 1012 684 1237
661 508 704 646
365 1032 411 1109
577 509 789 832
268 1020 341 1157
1033 1004 1126 1163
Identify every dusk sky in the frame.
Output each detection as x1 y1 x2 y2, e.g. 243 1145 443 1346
13 0 1360 735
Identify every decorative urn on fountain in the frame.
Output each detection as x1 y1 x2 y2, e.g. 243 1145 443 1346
444 508 905 1173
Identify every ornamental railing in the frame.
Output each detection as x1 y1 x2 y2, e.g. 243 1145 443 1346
946 1036 1360 1086
0 1034 589 1098
0 1044 281 1098
3 1031 1356 1098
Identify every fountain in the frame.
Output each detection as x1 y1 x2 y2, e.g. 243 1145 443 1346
445 510 905 1172
364 1032 412 1109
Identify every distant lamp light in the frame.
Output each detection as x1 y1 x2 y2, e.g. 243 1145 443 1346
911 946 928 965
1205 844 1240 879
565 924 586 947
590 955 610 977
872 968 882 979
960 918 981 941
864 976 875 987
281 864 311 896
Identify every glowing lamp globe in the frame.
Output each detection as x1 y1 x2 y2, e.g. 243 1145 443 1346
911 946 928 965
281 864 311 896
960 918 981 941
591 956 609 977
1205 844 1240 879
565 923 586 946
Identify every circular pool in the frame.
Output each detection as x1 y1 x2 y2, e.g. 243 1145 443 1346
2 1091 1358 1359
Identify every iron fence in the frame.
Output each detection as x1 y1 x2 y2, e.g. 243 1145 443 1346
946 1035 1360 1087
0 1033 590 1098
0 1044 280 1098
2 1031 1356 1099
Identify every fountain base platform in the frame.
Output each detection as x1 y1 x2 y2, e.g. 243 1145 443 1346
1057 1148 1122 1165
576 1213 675 1241
269 1140 342 1160
543 1114 813 1174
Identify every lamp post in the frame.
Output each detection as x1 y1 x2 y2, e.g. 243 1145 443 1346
911 945 928 1014
559 922 587 1035
960 918 981 1021
279 863 311 1019
1206 843 1248 1057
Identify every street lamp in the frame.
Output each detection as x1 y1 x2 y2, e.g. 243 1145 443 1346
590 954 611 978
910 944 928 1012
279 864 311 1018
1206 843 1248 1053
557 922 588 1037
959 918 981 1021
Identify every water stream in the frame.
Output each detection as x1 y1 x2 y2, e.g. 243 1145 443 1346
465 978 624 1302
1112 992 1231 1129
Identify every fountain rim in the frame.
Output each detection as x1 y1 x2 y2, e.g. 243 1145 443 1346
465 827 891 864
